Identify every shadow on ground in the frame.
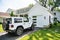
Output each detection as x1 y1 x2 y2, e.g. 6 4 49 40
0 27 40 40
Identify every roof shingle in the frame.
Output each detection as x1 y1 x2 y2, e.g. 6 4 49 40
0 12 10 18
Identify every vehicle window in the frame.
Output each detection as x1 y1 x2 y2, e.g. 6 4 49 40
23 18 29 22
14 18 22 23
6 18 12 24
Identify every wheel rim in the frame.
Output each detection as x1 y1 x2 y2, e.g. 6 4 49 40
17 28 23 35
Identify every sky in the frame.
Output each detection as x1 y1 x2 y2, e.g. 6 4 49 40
0 0 36 12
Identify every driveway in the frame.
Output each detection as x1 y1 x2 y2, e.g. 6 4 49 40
0 27 40 40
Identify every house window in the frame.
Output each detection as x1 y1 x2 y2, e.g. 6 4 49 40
44 16 46 19
32 16 37 23
54 13 56 15
24 14 28 18
32 16 37 26
33 19 37 20
32 16 37 18
24 17 29 22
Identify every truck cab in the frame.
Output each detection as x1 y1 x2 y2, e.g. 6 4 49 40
2 17 34 35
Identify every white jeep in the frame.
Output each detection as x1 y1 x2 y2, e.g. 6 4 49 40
2 17 34 35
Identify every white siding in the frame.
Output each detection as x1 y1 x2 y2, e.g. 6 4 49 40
37 16 44 27
55 11 60 22
28 3 48 16
28 3 54 28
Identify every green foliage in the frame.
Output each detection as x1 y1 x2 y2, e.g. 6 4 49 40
0 22 2 24
39 0 46 7
29 4 34 7
39 0 44 2
39 0 60 11
55 7 60 11
20 23 60 40
51 0 60 11
48 0 54 6
10 11 14 16
24 14 29 22
48 0 60 7
24 14 28 18
0 24 4 32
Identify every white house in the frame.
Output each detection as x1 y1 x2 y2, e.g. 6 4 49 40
28 3 54 28
53 11 60 22
0 12 10 23
6 8 14 14
14 6 33 17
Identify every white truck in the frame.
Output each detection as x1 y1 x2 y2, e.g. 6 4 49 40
2 17 34 36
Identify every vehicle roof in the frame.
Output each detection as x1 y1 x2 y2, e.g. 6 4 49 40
6 17 27 19
11 17 28 19
10 17 23 18
10 17 24 18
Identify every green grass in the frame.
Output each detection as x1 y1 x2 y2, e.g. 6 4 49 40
0 24 4 32
20 23 60 40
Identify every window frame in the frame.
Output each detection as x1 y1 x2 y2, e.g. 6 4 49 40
14 18 22 23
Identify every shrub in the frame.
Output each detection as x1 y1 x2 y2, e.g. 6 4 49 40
0 22 2 24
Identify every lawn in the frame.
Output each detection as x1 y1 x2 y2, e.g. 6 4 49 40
0 24 4 32
20 23 60 40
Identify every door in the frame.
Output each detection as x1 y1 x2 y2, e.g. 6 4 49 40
23 17 30 29
37 16 43 27
49 16 51 24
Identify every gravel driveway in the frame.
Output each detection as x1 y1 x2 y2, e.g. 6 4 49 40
0 27 40 40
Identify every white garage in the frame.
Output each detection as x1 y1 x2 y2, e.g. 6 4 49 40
37 16 45 27
28 3 54 28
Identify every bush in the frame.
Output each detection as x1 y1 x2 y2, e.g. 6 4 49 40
54 22 57 25
49 23 52 28
0 22 2 24
51 23 60 28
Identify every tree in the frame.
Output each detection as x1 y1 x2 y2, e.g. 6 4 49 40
39 0 47 7
10 11 14 16
39 0 60 11
50 0 60 11
48 0 54 6
29 4 34 7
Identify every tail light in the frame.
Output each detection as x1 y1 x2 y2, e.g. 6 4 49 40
11 25 14 28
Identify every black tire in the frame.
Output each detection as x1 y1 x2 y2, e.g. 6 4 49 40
16 27 23 36
31 26 34 30
30 24 34 30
